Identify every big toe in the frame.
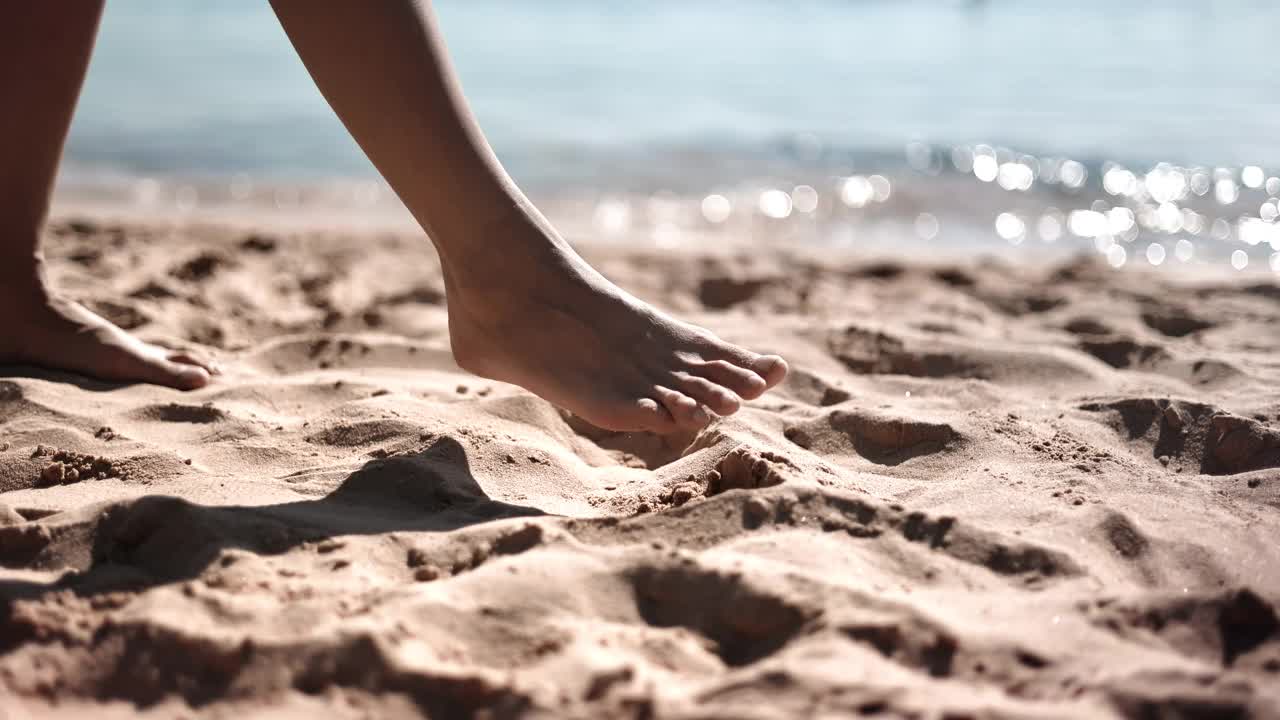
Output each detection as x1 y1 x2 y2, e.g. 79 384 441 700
143 354 212 390
169 349 222 376
709 342 789 391
753 354 789 388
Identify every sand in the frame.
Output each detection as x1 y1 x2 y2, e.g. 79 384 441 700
2 216 1279 719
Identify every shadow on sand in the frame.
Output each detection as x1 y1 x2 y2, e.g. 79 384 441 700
0 436 545 610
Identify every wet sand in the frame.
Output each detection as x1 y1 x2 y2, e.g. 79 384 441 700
2 216 1279 718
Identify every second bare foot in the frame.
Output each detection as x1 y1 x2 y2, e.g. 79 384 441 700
0 285 216 390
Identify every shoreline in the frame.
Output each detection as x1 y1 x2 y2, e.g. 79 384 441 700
53 150 1280 277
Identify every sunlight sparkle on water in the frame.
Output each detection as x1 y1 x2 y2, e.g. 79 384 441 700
1174 238 1194 262
995 212 1025 244
1037 211 1063 242
869 175 892 202
1103 166 1138 196
1242 166 1265 189
840 176 874 208
700 194 731 224
1145 243 1166 266
1155 203 1182 233
759 189 793 219
1059 160 1087 189
1260 200 1278 223
1108 207 1136 234
1068 210 1107 238
1190 172 1211 196
1106 244 1127 268
997 162 1035 191
635 141 1277 274
1239 218 1280 248
792 185 819 214
906 141 940 174
1181 209 1204 235
1215 177 1239 205
973 145 998 183
1144 165 1188 203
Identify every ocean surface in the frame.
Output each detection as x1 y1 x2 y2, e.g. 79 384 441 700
59 0 1280 271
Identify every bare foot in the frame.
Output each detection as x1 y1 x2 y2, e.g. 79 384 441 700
0 284 216 390
442 218 788 433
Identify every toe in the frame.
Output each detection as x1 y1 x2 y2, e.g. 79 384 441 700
632 397 678 434
671 373 741 416
121 346 210 390
654 386 710 430
690 359 768 400
169 350 221 375
147 357 212 390
693 332 789 390
753 354 789 388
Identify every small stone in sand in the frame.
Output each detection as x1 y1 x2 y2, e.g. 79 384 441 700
669 484 698 506
743 497 772 527
40 463 66 486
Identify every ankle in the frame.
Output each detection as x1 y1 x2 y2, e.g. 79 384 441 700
0 268 54 308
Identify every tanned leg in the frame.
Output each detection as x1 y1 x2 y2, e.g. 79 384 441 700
0 2 215 390
269 0 787 432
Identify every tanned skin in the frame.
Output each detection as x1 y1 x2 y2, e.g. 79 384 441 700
0 1 787 433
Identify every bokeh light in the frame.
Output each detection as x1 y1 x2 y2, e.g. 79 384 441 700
840 176 874 208
700 194 731 224
791 185 819 214
1145 242 1166 266
914 212 939 240
758 189 793 219
995 212 1025 244
1106 244 1127 268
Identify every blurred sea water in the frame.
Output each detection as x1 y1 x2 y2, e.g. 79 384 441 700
58 0 1280 271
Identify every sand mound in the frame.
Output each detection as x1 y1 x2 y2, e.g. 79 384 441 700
2 219 1278 718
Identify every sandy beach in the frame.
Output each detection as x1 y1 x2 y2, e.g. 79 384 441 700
2 215 1278 718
